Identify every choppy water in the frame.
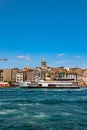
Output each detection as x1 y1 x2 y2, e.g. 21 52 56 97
0 87 87 130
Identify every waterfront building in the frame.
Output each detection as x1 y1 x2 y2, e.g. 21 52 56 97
56 72 77 82
11 68 19 82
16 71 27 82
73 68 84 86
3 68 19 82
41 70 46 80
27 69 39 83
66 73 77 82
52 68 77 82
0 69 3 81
16 72 23 82
82 69 87 86
16 69 40 83
3 69 12 81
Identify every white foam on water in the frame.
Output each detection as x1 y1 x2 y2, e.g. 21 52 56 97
17 103 33 106
49 88 87 92
23 113 29 117
36 103 41 105
80 95 87 100
0 109 17 115
0 111 7 115
0 102 10 105
34 112 48 118
71 88 87 91
61 112 72 116
17 112 29 118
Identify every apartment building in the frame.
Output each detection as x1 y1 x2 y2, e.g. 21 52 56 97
27 69 39 83
0 69 3 81
16 72 27 82
55 72 77 82
3 68 19 82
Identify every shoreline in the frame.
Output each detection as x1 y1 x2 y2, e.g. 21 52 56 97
0 86 87 89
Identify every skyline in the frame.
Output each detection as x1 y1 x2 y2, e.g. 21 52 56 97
0 0 87 69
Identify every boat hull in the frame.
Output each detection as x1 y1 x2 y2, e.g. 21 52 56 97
20 85 80 89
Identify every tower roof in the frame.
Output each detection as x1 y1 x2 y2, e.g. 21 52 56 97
42 58 46 62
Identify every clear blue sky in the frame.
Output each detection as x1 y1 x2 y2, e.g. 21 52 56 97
0 0 87 69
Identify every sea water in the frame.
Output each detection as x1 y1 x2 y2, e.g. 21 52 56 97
0 87 87 130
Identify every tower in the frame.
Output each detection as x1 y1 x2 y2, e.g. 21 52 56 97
41 58 46 67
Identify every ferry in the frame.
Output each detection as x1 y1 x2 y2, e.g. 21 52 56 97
18 81 38 88
38 80 80 89
19 80 80 89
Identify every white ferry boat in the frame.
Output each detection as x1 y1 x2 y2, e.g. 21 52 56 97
18 81 31 87
38 80 80 89
19 80 80 89
18 81 38 88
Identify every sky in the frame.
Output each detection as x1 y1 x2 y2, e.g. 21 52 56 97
0 0 87 69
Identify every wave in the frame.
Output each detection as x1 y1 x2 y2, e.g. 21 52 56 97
0 102 10 105
17 103 34 106
34 112 48 119
0 109 17 115
61 112 72 116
